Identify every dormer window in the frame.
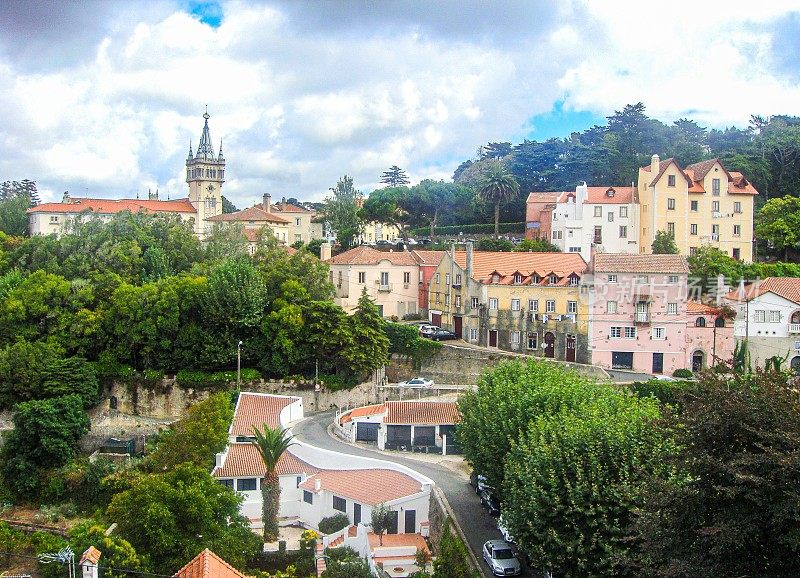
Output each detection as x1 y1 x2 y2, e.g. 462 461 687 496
513 274 522 284
549 274 558 285
492 274 500 284
606 188 615 197
569 276 579 286
531 274 540 284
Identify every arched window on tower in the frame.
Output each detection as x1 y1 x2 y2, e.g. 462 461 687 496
695 317 706 327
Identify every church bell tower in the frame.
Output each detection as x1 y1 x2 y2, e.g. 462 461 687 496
187 108 225 238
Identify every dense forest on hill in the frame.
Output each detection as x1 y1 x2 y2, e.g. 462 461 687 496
451 103 800 224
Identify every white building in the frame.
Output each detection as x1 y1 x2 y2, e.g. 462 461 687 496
548 183 640 261
724 277 800 373
212 393 433 535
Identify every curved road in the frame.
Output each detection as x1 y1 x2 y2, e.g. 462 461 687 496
292 410 525 578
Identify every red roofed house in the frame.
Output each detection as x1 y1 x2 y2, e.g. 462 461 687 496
212 393 434 536
206 193 291 247
526 183 640 261
338 400 460 454
724 277 800 374
638 155 758 261
431 243 590 362
173 548 248 578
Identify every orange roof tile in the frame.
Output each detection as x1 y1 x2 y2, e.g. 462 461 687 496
341 404 385 424
525 192 559 203
385 401 459 425
80 546 101 565
28 198 196 214
725 277 800 304
411 250 446 266
327 246 417 266
685 158 730 182
686 301 718 314
299 469 423 505
173 548 247 578
453 251 587 281
230 393 296 435
592 253 689 274
213 445 319 478
641 157 692 188
529 187 635 205
273 202 311 213
207 205 289 224
727 171 759 195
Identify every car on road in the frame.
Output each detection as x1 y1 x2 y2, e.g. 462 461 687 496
428 328 458 341
397 377 434 388
480 488 501 516
482 540 521 576
418 324 440 336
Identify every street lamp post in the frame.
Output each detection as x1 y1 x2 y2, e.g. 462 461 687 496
237 340 243 391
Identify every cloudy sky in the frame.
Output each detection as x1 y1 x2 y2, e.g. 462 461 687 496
1 1 799 208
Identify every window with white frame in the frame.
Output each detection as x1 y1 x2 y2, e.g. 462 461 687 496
667 275 678 284
619 225 627 238
455 274 462 285
435 273 440 284
667 198 676 210
333 496 346 512
733 224 741 237
667 302 678 315
607 301 617 313
513 274 522 284
489 298 498 310
471 297 479 308
404 272 411 283
769 310 781 322
380 271 389 286
527 332 538 349
610 326 621 338
531 274 540 284
620 206 628 218
529 299 538 311
549 274 558 284
445 273 451 285
594 206 602 217
690 223 698 235
712 200 720 212
567 301 577 314
637 275 649 283
755 310 765 322
668 174 676 187
455 295 461 307
470 328 478 341
624 326 636 339
511 299 520 311
608 275 618 283
569 276 579 286
712 178 721 195
653 327 666 340
511 331 521 344
734 201 742 213
445 293 450 306
608 212 614 222
358 271 366 283
546 300 556 313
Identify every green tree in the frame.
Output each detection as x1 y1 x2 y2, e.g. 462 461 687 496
476 238 514 252
432 518 478 578
380 165 410 186
322 546 373 578
652 230 679 254
142 245 172 282
107 464 260 575
68 522 144 578
145 393 234 472
202 257 267 330
1 394 91 498
687 246 742 297
323 175 363 249
512 238 560 252
343 289 389 377
0 180 39 236
477 160 520 238
755 195 800 259
369 503 393 546
359 187 411 241
221 195 238 214
629 366 800 577
250 424 296 541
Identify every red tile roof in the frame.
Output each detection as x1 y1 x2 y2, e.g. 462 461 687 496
80 546 101 565
685 158 730 182
411 250 446 266
173 549 247 578
592 253 689 274
525 192 559 203
214 444 319 478
28 198 196 214
385 401 460 425
299 469 423 505
230 393 297 435
340 404 385 424
326 246 417 266
273 202 311 213
453 251 587 282
207 205 289 224
725 277 800 304
686 301 718 314
529 187 635 205
727 171 759 195
642 158 693 188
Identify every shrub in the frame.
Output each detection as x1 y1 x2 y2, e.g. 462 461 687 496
318 513 350 535
409 222 524 236
175 368 262 388
672 368 693 378
318 373 359 391
630 379 695 407
476 238 514 252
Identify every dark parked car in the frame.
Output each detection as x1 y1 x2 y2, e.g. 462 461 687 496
428 328 458 341
480 489 501 516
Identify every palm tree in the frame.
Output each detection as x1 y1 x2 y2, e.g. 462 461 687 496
477 159 520 238
250 424 296 541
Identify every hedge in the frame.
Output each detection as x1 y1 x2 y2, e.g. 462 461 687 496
409 222 525 236
175 368 262 387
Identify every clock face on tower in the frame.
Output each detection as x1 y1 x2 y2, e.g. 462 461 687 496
207 184 215 192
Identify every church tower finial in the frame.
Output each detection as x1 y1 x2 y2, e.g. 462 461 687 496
187 139 193 160
218 139 224 162
196 108 215 159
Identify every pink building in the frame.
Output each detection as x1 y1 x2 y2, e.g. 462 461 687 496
411 250 445 318
524 192 556 240
588 253 697 375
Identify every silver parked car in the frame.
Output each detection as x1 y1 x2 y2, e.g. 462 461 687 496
482 540 521 576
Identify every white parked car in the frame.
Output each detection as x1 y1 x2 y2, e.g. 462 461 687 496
482 540 521 576
397 377 434 388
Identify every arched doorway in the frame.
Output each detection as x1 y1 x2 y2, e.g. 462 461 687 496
692 350 705 372
792 355 800 376
544 332 555 358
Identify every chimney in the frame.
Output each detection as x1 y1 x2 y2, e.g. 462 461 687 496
315 478 321 492
263 193 272 213
79 546 101 578
466 241 473 279
650 154 660 177
320 242 332 261
62 191 71 204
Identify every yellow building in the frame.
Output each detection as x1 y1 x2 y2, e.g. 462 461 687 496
638 155 758 261
429 244 589 363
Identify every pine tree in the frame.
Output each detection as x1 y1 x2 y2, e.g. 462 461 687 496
380 165 410 186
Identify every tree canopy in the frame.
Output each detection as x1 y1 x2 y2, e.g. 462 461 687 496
380 165 410 186
323 175 363 249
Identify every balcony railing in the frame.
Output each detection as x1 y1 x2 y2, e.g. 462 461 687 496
635 312 650 324
790 323 800 334
378 284 392 292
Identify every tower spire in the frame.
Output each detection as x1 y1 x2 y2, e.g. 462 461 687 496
187 139 193 160
217 139 224 162
196 107 215 160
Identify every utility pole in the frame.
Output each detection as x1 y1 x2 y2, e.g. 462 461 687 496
237 340 242 391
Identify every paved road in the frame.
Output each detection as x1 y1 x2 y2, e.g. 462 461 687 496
292 410 516 578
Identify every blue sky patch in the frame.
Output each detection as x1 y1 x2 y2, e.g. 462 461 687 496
185 0 223 27
526 101 605 141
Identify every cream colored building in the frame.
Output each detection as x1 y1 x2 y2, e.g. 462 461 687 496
637 155 758 261
326 246 419 318
271 199 321 245
206 194 291 245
